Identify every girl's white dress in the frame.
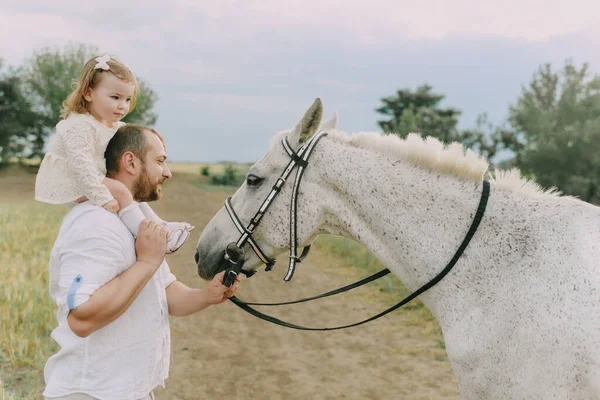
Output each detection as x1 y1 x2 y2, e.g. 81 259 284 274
35 113 125 206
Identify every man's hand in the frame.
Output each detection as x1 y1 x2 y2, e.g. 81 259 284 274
206 271 240 304
136 220 167 269
165 272 241 316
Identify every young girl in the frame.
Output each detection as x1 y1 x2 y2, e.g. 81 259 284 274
35 54 193 253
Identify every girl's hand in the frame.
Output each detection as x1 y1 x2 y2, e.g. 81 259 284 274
102 199 120 213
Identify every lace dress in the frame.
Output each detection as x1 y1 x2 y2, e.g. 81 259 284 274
35 113 125 206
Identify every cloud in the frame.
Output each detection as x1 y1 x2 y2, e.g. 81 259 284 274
163 0 599 42
4 1 599 52
1 1 599 163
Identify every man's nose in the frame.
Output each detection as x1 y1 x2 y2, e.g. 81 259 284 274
163 164 172 179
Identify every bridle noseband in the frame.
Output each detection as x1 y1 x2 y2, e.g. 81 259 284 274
223 131 328 286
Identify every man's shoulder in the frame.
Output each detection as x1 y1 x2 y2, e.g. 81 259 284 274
61 202 130 239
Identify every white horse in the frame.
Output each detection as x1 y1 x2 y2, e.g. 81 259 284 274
195 98 600 399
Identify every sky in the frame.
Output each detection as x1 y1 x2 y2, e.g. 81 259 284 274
1 0 599 163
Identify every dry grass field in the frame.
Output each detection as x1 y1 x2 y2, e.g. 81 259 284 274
0 163 459 399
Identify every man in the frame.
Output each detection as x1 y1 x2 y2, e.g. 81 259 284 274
43 124 239 400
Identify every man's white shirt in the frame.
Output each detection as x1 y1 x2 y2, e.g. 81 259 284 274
43 202 175 400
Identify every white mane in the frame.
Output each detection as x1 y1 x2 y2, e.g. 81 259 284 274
272 129 564 198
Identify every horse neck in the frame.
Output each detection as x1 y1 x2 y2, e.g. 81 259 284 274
313 138 491 318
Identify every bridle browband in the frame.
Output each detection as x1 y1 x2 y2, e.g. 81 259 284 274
221 130 491 330
223 130 328 284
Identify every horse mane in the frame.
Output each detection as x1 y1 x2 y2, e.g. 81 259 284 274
272 129 564 198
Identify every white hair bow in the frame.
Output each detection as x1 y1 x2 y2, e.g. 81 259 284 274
94 55 111 71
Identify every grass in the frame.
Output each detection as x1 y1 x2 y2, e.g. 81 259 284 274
313 235 442 337
0 202 66 398
169 162 252 176
0 163 445 397
184 162 249 192
190 182 241 192
0 163 246 397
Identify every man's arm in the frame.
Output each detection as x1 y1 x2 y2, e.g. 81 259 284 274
68 260 158 337
68 219 168 337
165 271 239 317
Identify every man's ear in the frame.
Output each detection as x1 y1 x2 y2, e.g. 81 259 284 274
121 151 138 175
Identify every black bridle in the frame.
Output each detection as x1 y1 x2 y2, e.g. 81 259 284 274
221 131 491 330
223 130 328 284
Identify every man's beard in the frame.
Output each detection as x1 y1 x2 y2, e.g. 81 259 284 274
133 164 164 202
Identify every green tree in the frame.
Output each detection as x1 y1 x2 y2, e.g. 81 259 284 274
123 79 158 125
507 61 600 203
376 84 507 161
200 165 211 176
20 42 158 157
0 60 43 164
376 84 462 143
211 164 244 186
460 113 513 160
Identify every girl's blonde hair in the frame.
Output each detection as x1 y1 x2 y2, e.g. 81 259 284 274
60 55 138 119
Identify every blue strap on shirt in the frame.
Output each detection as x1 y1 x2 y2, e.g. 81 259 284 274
67 274 83 310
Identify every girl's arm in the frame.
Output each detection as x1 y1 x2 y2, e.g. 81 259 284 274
60 122 114 207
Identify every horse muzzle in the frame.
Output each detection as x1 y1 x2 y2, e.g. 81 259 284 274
195 245 230 280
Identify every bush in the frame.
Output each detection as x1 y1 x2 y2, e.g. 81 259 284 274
210 164 245 187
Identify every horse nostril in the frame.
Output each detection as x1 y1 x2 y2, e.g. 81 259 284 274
194 250 200 264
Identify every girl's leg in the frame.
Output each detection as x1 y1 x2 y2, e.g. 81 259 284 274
103 177 145 237
138 203 194 230
103 177 133 209
117 202 146 237
138 202 195 253
138 202 165 224
103 178 193 253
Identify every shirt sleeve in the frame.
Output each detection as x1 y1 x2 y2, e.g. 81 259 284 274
59 122 114 207
56 223 127 312
160 261 177 289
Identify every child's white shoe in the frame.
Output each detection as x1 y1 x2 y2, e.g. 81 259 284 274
164 222 195 254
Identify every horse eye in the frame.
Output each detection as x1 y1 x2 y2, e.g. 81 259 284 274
246 174 264 187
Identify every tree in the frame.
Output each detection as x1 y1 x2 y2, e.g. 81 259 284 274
460 113 514 160
0 60 43 164
210 165 245 186
20 42 159 157
507 61 600 203
376 84 507 161
376 84 462 143
123 79 158 125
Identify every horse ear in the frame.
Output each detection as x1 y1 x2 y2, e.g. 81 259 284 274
290 98 323 145
320 111 338 131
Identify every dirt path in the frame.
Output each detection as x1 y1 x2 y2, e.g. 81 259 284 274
152 174 460 400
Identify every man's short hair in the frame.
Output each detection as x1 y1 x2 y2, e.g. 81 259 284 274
105 124 166 177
